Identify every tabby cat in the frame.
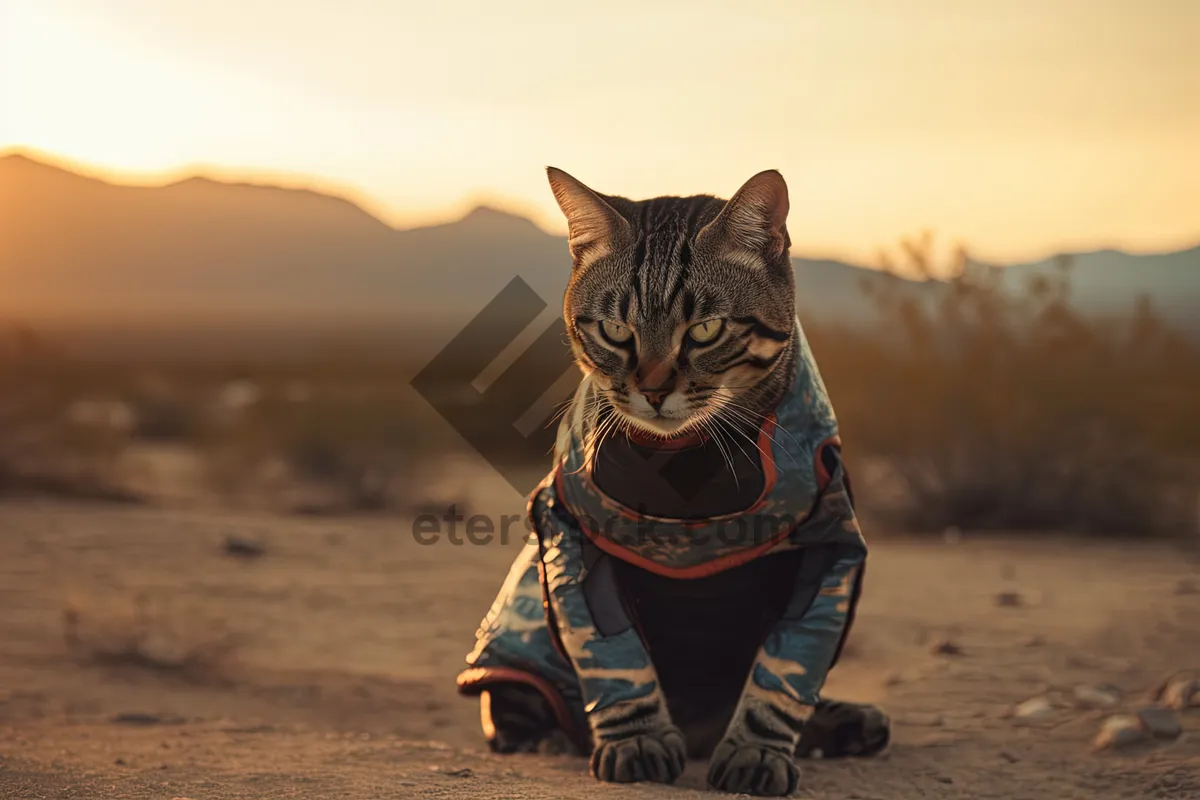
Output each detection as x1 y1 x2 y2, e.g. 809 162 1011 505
457 168 890 796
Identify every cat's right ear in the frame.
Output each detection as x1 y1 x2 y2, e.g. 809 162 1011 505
696 170 790 268
546 168 631 269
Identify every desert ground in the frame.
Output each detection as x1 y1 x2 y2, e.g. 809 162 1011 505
1 467 1198 800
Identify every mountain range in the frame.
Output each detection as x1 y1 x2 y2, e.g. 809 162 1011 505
1 151 1197 359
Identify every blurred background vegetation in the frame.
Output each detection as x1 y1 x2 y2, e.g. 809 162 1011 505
814 234 1199 538
2 231 1197 540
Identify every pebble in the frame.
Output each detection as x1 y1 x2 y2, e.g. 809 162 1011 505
223 536 266 558
1065 654 1098 669
1158 677 1199 710
1012 696 1055 722
110 712 187 726
1072 684 1121 709
995 591 1023 608
1093 715 1148 750
931 639 963 656
1137 707 1182 739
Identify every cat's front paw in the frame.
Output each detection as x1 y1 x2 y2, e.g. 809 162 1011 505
707 739 800 797
589 726 686 784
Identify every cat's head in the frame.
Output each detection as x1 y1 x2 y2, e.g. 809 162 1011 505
548 168 796 439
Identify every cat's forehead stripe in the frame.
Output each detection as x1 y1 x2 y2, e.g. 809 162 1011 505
569 191 792 330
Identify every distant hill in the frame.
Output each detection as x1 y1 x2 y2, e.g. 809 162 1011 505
996 247 1200 325
1 152 1196 359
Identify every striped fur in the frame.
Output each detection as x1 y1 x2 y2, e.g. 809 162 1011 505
708 687 811 796
528 169 890 795
547 168 797 441
588 698 687 784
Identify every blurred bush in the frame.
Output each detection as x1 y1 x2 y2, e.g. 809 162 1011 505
198 363 449 513
810 233 1200 537
2 240 1196 538
0 325 129 500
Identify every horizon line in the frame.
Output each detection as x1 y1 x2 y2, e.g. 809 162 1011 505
3 144 1198 270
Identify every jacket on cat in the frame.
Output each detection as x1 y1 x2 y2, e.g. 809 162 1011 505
457 323 868 752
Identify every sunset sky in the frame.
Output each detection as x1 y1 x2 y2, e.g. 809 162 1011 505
3 0 1198 263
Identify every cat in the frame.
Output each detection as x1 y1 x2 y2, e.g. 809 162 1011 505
457 168 890 796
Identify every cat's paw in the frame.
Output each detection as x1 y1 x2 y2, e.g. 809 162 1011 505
589 726 686 784
794 699 891 759
707 740 800 797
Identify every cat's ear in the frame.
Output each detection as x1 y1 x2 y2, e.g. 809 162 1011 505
546 167 632 269
697 170 790 265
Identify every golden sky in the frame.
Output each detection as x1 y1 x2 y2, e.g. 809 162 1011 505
3 0 1198 263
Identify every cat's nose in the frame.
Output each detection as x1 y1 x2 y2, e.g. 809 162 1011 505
640 388 670 410
635 361 676 411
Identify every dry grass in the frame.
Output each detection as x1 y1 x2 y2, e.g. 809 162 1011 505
200 379 447 513
3 245 1197 537
62 590 240 681
0 325 130 500
810 234 1200 537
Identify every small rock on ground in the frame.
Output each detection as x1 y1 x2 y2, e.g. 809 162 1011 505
1137 707 1182 739
1012 696 1055 722
995 591 1023 607
223 536 266 558
931 639 963 656
1093 715 1149 750
110 712 187 726
1157 676 1199 710
1072 684 1121 709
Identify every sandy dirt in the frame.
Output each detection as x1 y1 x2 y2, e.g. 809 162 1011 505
1 480 1199 799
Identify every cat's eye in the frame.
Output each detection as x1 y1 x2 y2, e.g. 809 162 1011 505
599 320 633 345
687 319 724 344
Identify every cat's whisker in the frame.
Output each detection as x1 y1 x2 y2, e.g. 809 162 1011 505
719 410 793 467
710 407 772 466
725 402 804 450
711 390 804 456
708 399 789 465
700 404 754 469
695 413 738 485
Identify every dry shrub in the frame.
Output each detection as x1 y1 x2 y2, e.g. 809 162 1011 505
202 379 446 513
124 390 204 442
0 325 131 500
811 234 1200 537
62 590 239 680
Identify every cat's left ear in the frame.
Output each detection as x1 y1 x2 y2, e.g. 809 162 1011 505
546 167 632 270
697 170 790 265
